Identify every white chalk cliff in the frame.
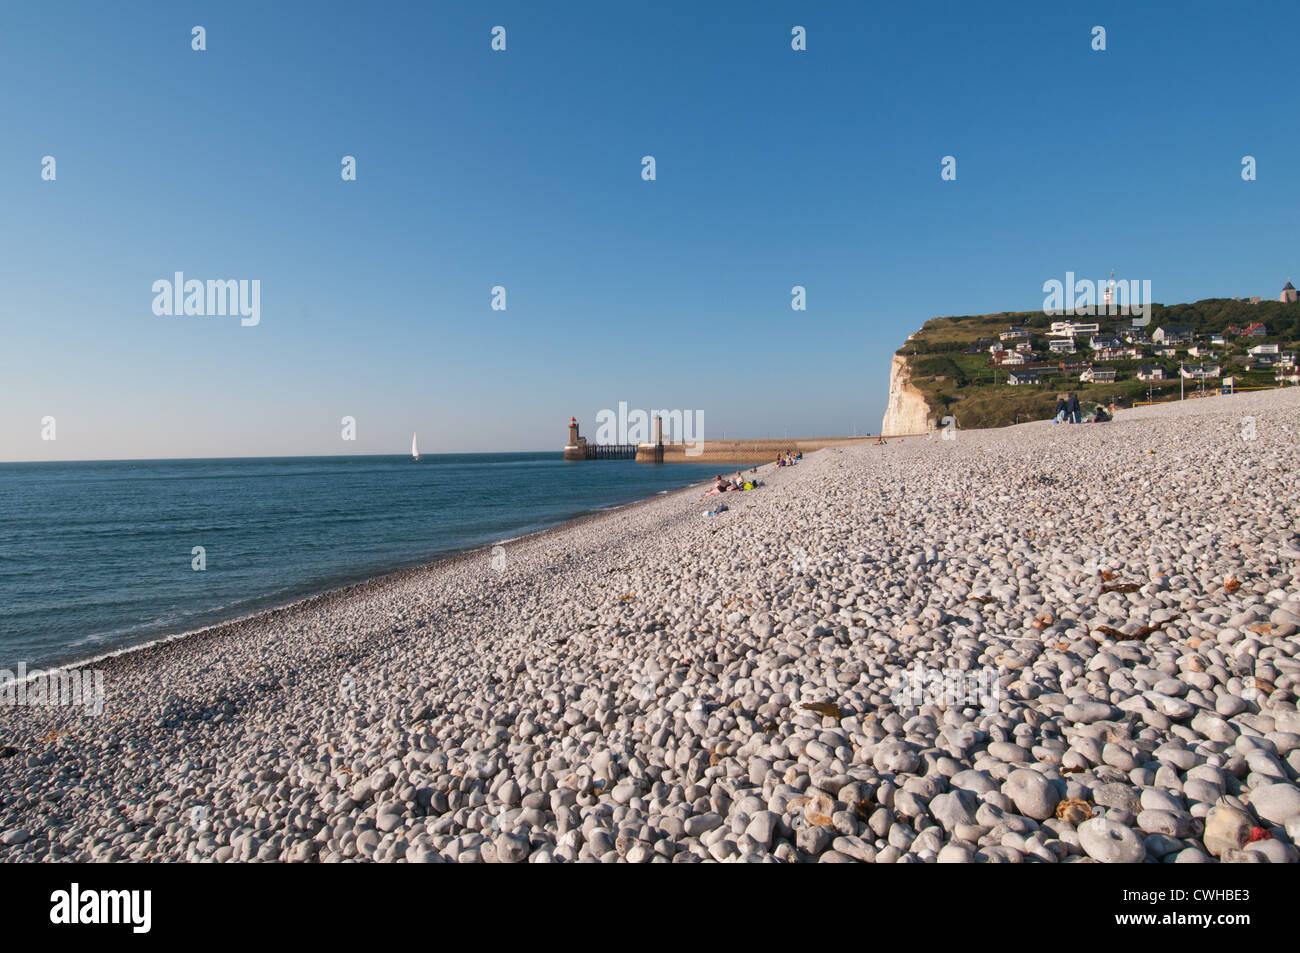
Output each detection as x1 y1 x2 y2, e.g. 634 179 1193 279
880 354 934 436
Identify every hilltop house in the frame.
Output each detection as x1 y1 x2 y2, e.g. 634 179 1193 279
1014 341 1033 353
1080 366 1116 383
1209 333 1226 346
1249 343 1280 356
1153 325 1194 345
1049 320 1100 337
1243 322 1268 338
1090 334 1123 350
1280 351 1298 367
1122 329 1149 345
1000 327 1031 342
1001 351 1028 365
1281 280 1297 304
1153 346 1176 358
1181 363 1221 379
1136 365 1165 381
1059 360 1089 375
1048 338 1077 354
1096 345 1144 361
1007 369 1040 385
1186 345 1215 358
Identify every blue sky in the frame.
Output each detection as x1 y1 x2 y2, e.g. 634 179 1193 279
2 1 1297 460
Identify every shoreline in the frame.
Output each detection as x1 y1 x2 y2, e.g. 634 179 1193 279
39 470 731 678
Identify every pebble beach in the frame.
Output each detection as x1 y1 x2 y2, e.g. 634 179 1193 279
3 389 1300 863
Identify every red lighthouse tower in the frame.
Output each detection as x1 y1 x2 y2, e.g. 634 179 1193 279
563 417 588 460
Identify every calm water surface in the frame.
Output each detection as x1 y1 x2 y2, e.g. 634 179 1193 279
0 453 732 668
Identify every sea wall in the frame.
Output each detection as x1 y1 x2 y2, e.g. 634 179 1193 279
654 437 873 464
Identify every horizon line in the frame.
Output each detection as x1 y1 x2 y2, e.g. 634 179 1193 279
0 449 567 465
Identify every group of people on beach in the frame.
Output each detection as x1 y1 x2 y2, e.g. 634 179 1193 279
700 450 801 500
1053 392 1111 424
704 468 762 497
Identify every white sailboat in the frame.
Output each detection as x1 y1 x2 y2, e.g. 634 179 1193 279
411 432 419 461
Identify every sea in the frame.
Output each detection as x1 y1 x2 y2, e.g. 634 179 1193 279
0 453 733 670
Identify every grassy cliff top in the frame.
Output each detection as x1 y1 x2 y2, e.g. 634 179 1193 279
897 297 1300 429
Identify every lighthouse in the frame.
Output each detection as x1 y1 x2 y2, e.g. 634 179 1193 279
563 417 589 461
634 414 665 463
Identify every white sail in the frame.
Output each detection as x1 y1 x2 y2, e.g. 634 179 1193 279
411 433 419 460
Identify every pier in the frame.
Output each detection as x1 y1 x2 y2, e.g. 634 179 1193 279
563 416 873 464
578 442 638 460
563 417 642 460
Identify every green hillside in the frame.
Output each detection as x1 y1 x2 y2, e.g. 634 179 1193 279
897 297 1300 429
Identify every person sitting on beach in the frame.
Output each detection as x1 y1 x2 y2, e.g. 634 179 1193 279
1093 404 1111 423
795 451 802 461
703 475 730 497
874 433 886 445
